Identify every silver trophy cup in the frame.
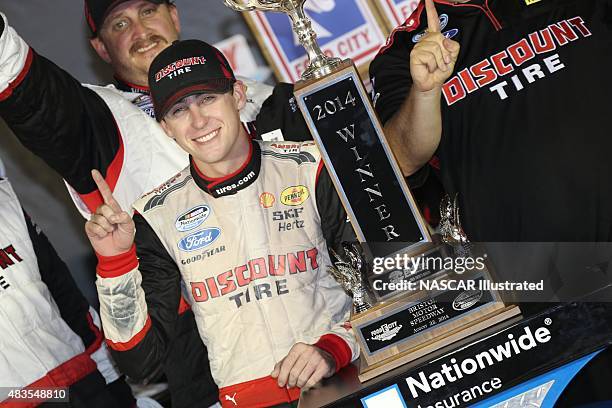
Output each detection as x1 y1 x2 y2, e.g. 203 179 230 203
224 0 344 80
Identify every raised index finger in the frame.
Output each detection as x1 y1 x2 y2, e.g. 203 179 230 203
425 0 440 33
91 169 122 212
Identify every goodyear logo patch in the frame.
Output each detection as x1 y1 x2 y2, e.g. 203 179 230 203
178 228 221 252
176 205 210 232
280 185 309 206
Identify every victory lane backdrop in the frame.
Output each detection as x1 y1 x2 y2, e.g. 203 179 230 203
237 0 389 82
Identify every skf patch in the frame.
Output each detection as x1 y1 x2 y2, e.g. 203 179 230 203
280 185 309 206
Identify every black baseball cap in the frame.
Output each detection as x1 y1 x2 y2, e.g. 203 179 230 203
84 0 169 36
149 39 236 121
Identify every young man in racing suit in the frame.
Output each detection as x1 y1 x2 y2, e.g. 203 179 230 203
0 169 144 407
85 39 359 408
0 2 274 405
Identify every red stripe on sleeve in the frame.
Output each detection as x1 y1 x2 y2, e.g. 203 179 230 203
96 244 138 278
0 47 34 101
84 312 104 355
0 354 97 407
315 160 325 186
178 295 191 314
314 334 352 373
106 316 152 352
377 1 425 56
79 118 125 212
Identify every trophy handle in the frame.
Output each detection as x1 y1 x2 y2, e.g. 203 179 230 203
224 0 283 12
439 193 469 244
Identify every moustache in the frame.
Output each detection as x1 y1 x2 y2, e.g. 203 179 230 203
130 35 168 54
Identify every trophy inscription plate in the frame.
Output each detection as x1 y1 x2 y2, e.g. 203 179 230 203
295 68 431 257
358 276 494 356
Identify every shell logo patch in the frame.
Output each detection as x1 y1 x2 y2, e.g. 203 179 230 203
280 185 310 206
260 192 276 209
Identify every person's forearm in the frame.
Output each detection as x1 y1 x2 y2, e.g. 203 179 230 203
385 86 442 176
95 246 165 382
0 13 124 198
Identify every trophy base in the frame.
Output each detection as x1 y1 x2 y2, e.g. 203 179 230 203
356 305 521 382
352 268 514 366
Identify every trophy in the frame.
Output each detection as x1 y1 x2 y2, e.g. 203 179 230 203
328 243 375 314
225 0 520 382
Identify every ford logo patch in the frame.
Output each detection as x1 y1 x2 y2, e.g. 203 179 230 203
443 28 459 40
178 228 221 252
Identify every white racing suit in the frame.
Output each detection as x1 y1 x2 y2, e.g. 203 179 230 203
0 178 139 407
96 140 360 407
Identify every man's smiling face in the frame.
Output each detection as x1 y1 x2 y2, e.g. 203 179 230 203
161 82 250 177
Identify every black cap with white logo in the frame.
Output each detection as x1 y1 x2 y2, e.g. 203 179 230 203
84 0 168 36
148 39 236 121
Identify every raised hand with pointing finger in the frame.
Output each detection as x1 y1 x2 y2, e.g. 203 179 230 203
85 169 135 257
410 0 460 93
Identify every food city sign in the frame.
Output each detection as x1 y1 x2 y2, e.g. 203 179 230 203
235 0 387 82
